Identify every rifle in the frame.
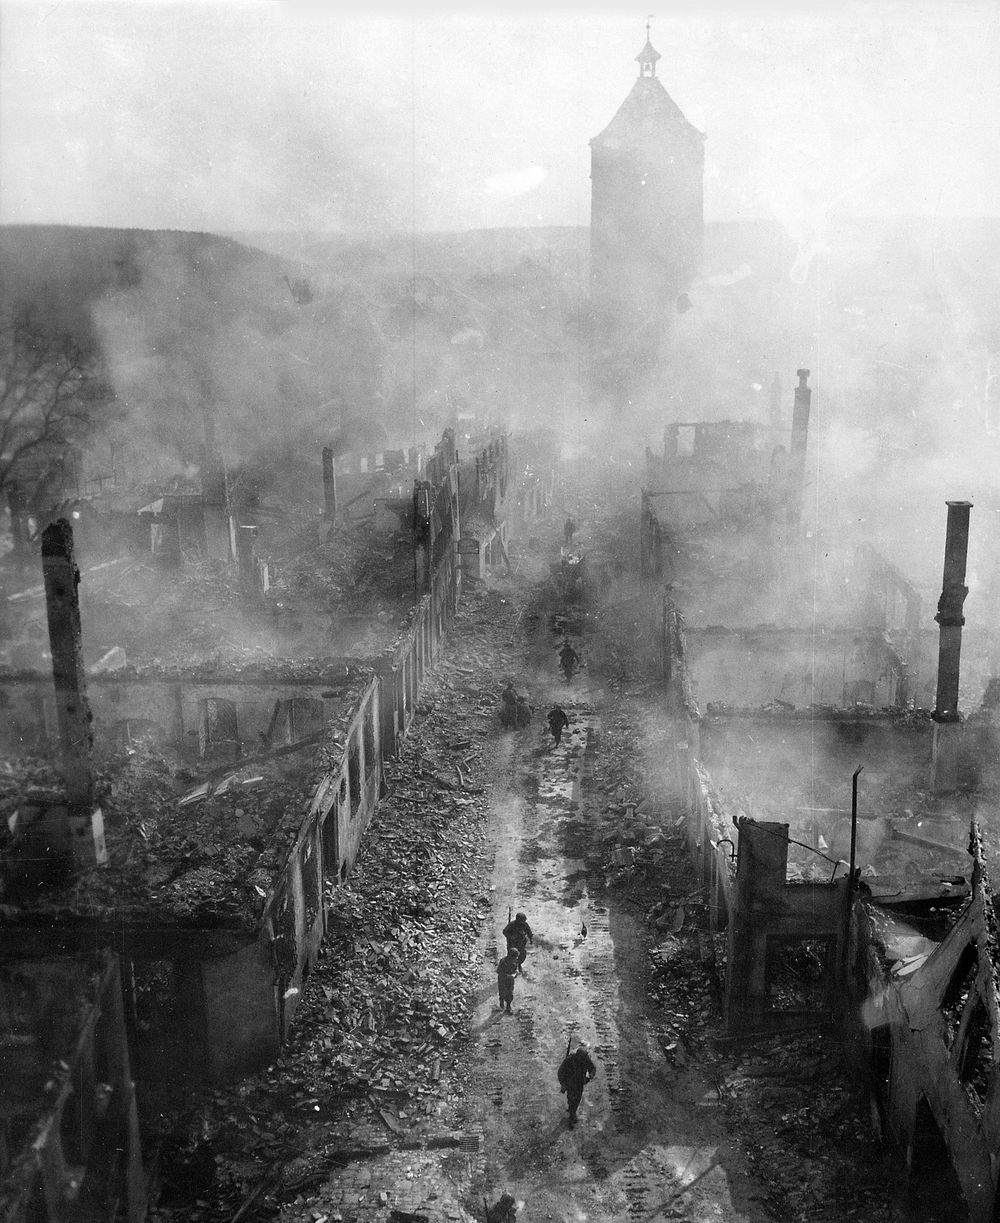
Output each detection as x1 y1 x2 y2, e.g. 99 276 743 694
565 1035 572 1059
484 1195 489 1223
508 906 512 924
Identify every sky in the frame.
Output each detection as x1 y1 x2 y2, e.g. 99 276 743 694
1 0 998 235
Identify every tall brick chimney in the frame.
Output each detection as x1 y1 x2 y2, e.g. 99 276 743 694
786 369 811 528
41 519 106 871
933 500 973 721
931 500 972 792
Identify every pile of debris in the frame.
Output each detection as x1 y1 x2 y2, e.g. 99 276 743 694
148 585 528 1223
592 801 675 890
717 1033 903 1221
276 520 413 616
1 746 320 927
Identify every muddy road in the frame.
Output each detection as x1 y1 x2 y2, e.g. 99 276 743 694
468 565 763 1223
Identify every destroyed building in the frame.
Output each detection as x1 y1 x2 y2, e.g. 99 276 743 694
0 409 531 1221
642 395 1000 1220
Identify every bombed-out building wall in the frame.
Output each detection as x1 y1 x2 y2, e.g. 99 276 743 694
0 417 545 1218
650 458 1000 1216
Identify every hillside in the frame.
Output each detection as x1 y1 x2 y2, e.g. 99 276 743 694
0 225 295 341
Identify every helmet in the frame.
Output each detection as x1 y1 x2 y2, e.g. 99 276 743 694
515 912 527 922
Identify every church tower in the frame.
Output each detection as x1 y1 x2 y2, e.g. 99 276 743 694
590 29 705 407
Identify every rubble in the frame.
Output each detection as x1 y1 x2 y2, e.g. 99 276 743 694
1 744 327 927
591 564 905 1221
275 519 415 619
148 585 528 1223
716 1033 903 1222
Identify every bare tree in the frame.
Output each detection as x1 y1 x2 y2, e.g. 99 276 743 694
0 307 113 534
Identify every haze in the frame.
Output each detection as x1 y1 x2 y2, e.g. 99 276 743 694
1 0 998 235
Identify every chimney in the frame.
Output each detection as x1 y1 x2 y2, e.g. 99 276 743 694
930 500 972 792
933 500 973 721
786 369 811 528
322 446 338 520
41 519 106 871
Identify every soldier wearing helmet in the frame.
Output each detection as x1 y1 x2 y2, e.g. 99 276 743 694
557 1040 597 1127
502 911 534 971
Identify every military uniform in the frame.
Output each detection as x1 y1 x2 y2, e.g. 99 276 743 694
558 1046 597 1126
497 950 519 1011
503 913 533 969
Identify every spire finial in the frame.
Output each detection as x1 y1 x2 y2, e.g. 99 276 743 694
636 17 661 77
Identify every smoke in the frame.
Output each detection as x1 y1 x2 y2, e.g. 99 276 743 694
800 217 1000 597
85 222 601 490
90 232 388 483
650 214 1000 579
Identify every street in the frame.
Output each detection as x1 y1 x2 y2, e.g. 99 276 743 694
467 551 762 1223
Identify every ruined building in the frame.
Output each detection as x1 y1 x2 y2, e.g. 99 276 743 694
589 28 705 410
641 399 1000 1219
0 412 531 1221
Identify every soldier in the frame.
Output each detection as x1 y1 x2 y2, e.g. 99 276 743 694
547 704 569 746
497 947 519 1013
563 515 577 544
559 640 580 681
515 694 532 728
557 1040 597 1128
502 910 534 970
500 680 517 729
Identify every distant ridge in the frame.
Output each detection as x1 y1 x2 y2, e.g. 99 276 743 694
0 224 294 339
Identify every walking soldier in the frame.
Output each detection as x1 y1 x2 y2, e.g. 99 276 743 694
497 948 519 1012
502 911 533 970
557 1040 597 1127
547 705 569 746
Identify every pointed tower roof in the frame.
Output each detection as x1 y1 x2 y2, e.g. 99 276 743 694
591 34 703 149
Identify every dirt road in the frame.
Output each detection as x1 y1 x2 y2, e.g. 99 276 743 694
464 555 764 1223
